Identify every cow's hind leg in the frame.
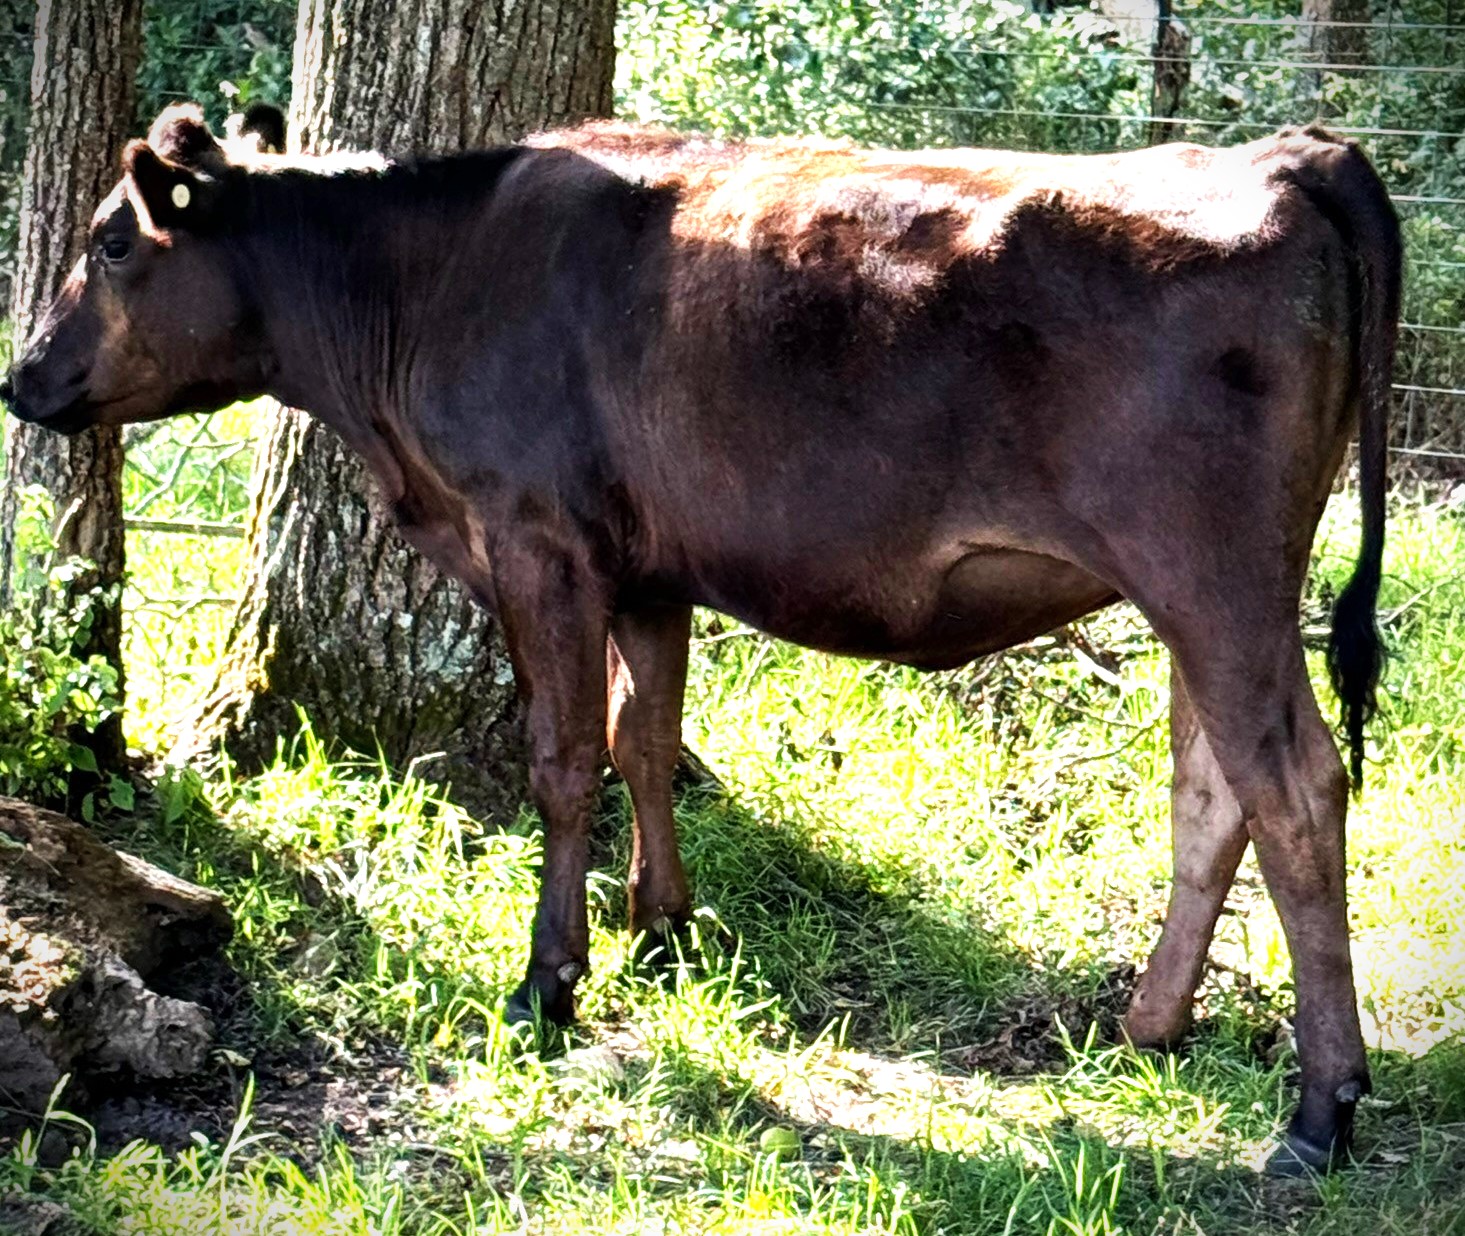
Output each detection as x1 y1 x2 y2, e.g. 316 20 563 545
607 604 695 959
1125 660 1249 1049
1150 621 1366 1174
495 537 611 1029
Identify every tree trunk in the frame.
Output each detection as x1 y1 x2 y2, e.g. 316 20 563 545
1299 0 1370 116
0 0 34 313
186 0 616 818
1146 0 1190 146
0 0 142 785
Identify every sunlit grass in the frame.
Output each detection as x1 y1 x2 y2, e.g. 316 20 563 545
4 487 1459 1233
121 402 263 751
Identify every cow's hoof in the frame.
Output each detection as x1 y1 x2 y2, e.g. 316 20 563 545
631 910 695 971
1264 1084 1363 1177
1265 1129 1338 1177
503 965 580 1031
1120 1010 1191 1054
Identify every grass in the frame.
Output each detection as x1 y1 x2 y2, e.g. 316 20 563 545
1 483 1462 1234
120 405 260 752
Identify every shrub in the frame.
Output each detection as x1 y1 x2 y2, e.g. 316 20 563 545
0 488 122 806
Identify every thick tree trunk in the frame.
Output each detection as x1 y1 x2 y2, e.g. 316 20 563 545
0 0 34 312
186 0 615 818
0 0 142 783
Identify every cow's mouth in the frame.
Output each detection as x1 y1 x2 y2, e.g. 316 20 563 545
0 369 108 435
0 392 90 435
9 389 147 436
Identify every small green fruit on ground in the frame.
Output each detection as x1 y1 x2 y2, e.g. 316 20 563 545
758 1126 801 1159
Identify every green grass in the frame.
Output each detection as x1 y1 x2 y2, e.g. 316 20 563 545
2 486 1463 1234
120 404 261 752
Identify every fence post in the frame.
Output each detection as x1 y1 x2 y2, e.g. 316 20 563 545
1299 0 1370 117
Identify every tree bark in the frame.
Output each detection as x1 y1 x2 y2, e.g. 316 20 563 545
0 0 143 784
0 0 34 312
1299 0 1371 116
186 0 615 818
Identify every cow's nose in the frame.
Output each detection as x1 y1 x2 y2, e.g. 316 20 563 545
0 372 14 410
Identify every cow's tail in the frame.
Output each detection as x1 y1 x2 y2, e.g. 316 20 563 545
1284 130 1403 793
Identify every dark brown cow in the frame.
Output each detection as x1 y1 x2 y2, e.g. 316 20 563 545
1 105 1401 1175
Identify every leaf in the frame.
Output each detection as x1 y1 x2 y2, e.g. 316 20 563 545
108 775 136 812
68 743 99 774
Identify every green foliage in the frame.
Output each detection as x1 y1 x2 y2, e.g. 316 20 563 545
120 404 261 750
616 0 1145 148
0 488 121 804
136 0 295 130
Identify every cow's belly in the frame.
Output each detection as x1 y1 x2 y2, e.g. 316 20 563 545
681 547 1118 670
877 548 1119 669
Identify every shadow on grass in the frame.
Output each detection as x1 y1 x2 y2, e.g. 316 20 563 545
597 1047 1465 1236
597 778 1136 1071
42 757 1127 1163
61 783 427 1162
15 759 1462 1236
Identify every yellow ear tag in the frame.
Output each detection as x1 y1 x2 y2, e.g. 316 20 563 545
171 183 191 210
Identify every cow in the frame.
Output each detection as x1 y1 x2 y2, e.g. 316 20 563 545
1 104 1401 1176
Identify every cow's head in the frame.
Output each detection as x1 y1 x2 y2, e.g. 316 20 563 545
1 103 285 435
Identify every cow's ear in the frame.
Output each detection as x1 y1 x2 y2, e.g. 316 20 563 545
236 103 286 155
147 103 226 171
124 141 220 232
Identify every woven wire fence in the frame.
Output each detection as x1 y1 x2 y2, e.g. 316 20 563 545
850 3 1465 473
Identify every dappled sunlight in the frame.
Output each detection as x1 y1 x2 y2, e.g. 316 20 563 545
121 401 266 752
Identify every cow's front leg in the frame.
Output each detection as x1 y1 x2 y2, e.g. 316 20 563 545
495 537 611 1029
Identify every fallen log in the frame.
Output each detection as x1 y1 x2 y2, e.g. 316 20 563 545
0 796 232 1120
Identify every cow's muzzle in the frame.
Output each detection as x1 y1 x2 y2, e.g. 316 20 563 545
0 367 94 435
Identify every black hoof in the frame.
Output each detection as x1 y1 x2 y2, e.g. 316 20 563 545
1264 1082 1364 1177
631 911 696 970
503 964 581 1031
1265 1129 1339 1178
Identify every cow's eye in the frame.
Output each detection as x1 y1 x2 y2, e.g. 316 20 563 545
98 236 132 264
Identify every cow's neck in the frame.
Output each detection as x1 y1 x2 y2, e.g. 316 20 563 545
245 217 417 445
236 155 518 461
